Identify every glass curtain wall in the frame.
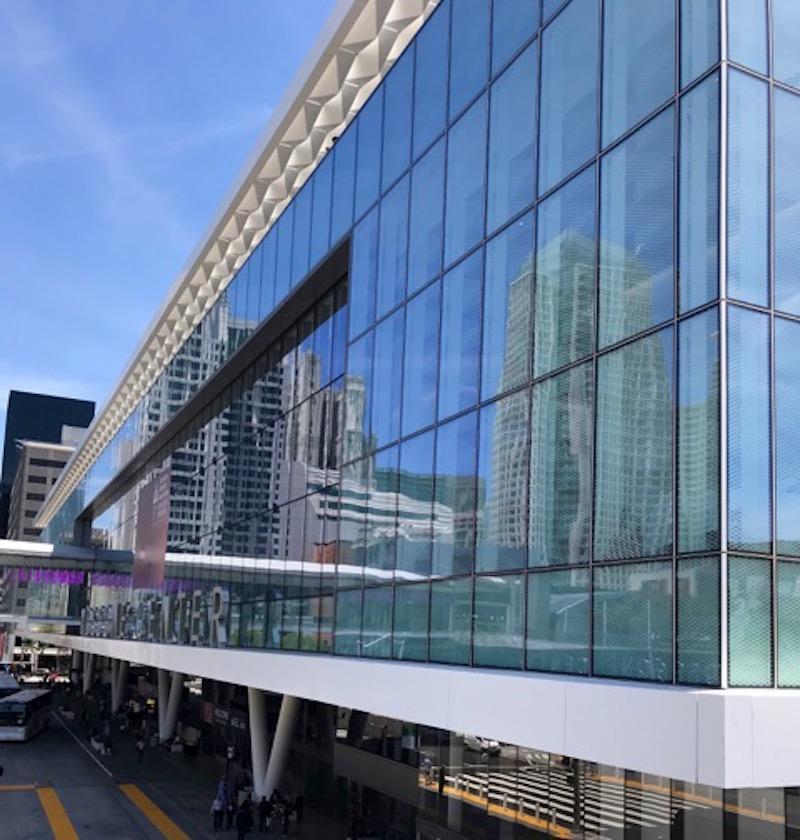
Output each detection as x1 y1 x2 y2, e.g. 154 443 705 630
59 0 800 692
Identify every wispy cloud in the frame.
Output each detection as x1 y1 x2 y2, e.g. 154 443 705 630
0 4 193 247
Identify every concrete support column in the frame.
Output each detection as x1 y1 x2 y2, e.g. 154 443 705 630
82 652 94 694
110 661 119 710
157 669 169 735
263 695 300 799
248 688 269 798
70 650 81 687
112 661 128 714
160 671 183 742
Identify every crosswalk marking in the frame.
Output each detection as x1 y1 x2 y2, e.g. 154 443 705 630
37 787 79 840
120 783 190 840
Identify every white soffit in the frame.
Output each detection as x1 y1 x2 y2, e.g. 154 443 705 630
38 0 438 528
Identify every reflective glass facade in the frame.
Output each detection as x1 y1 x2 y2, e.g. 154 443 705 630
34 0 800 695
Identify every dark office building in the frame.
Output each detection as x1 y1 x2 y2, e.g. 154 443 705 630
0 391 94 536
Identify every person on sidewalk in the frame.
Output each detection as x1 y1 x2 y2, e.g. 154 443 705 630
226 796 236 831
257 797 271 832
235 798 254 840
293 794 303 824
211 795 225 832
135 737 145 762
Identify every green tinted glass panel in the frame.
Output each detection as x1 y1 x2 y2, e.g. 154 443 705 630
362 587 392 659
334 589 362 656
473 574 524 668
527 568 589 675
778 562 800 687
593 561 672 682
677 557 720 686
430 577 472 664
728 556 772 687
393 583 429 661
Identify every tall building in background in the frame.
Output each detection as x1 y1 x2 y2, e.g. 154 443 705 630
0 391 94 537
7 1 800 836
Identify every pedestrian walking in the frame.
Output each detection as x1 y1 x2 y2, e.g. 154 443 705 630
135 737 145 762
281 803 291 837
235 799 254 840
226 797 236 830
211 795 225 832
293 794 303 824
258 796 271 832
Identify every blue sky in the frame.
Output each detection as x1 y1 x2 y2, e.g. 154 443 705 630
0 0 336 447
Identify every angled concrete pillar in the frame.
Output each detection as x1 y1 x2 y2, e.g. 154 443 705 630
82 652 94 694
263 695 300 799
159 671 183 742
248 688 269 798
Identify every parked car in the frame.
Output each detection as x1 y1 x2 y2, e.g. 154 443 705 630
461 733 501 755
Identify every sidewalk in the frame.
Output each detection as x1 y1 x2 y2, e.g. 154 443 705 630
53 688 346 839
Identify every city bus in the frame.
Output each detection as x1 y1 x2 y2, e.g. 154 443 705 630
0 689 52 741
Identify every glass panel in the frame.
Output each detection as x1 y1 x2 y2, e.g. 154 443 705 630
393 583 429 661
679 72 719 312
727 0 767 74
290 184 311 290
681 0 719 86
397 430 434 578
355 88 384 220
362 587 392 658
344 331 373 464
775 88 800 315
778 561 800 687
376 175 409 319
274 204 294 304
678 308 720 553
438 248 482 420
595 328 673 561
527 567 589 675
774 0 800 88
677 556 720 686
402 282 440 436
776 317 800 556
413 0 449 159
593 560 672 682
599 108 674 347
534 166 595 377
449 0 490 119
728 556 772 687
445 95 487 267
482 211 533 400
348 206 379 340
727 306 771 553
476 390 529 572
491 0 538 75
530 362 593 567
727 69 769 306
259 229 277 318
487 41 537 234
473 574 524 668
432 411 478 578
334 588 362 656
330 126 356 245
382 49 413 189
601 0 675 145
366 446 399 578
408 139 445 295
538 0 599 194
371 308 404 451
309 155 333 268
430 577 472 664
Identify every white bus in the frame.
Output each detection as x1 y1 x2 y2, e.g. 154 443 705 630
0 689 52 741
